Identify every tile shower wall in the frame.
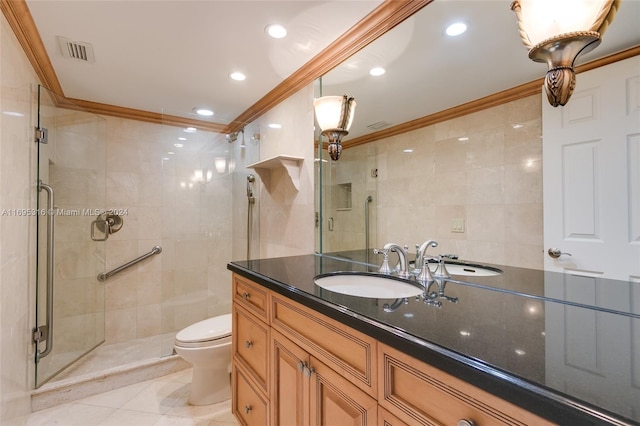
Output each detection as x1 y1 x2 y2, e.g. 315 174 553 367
103 118 235 354
0 13 40 422
343 95 543 269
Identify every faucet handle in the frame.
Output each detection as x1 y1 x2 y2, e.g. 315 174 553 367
416 256 435 285
441 253 458 260
432 255 451 279
373 248 393 274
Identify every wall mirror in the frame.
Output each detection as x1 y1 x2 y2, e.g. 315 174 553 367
315 0 640 267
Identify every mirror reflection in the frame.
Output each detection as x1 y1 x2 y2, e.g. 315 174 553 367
316 0 640 272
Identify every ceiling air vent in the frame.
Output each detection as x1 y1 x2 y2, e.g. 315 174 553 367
367 121 392 131
57 36 95 63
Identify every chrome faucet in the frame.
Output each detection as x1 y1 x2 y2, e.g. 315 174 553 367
383 242 410 278
414 240 438 274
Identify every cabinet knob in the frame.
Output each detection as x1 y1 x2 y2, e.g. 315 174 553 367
245 340 253 348
303 366 316 378
244 405 252 414
242 292 250 300
457 419 476 426
297 361 305 372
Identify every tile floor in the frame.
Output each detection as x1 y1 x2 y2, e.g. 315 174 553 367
24 369 238 426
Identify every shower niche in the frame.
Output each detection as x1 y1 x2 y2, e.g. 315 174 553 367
333 182 352 210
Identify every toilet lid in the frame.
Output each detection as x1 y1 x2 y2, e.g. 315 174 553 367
175 313 232 344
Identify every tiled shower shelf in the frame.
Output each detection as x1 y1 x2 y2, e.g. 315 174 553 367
248 155 304 191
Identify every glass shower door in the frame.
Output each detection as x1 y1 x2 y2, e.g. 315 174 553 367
34 85 107 387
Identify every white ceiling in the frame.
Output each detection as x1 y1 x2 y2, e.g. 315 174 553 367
25 0 640 138
26 0 383 126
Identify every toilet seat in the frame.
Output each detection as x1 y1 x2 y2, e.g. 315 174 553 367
175 313 232 348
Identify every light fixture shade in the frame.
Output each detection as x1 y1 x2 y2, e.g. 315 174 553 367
511 0 619 49
511 0 619 107
313 95 356 132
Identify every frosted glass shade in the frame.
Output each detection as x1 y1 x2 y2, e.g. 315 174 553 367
313 95 356 132
512 0 619 48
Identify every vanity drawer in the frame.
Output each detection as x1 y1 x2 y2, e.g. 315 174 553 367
233 305 269 393
233 362 269 426
270 293 377 397
378 343 553 426
233 274 270 322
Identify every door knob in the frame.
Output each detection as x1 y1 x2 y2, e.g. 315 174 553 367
548 248 572 258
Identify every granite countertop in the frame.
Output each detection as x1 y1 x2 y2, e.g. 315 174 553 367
227 250 640 426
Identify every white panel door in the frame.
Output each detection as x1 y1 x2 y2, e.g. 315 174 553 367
543 56 640 281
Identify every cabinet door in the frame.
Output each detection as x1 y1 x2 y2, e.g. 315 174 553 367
271 330 310 426
233 363 269 426
309 356 377 426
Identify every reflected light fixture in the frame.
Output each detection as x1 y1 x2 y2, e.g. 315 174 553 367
510 0 619 107
313 95 356 161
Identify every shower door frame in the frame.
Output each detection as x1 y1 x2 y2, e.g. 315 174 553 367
33 85 107 387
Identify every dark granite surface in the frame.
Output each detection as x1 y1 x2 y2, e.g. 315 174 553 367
228 250 640 425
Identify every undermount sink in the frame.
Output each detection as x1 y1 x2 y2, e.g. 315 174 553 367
314 273 424 298
444 263 502 277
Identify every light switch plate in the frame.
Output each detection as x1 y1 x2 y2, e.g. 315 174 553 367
451 218 465 233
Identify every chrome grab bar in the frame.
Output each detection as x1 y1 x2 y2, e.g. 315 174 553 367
97 245 162 282
34 181 54 363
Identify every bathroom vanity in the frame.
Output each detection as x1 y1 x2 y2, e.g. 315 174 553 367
228 251 640 425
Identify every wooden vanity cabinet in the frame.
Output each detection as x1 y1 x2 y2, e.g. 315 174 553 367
232 275 271 425
271 329 377 426
231 273 553 426
378 343 554 426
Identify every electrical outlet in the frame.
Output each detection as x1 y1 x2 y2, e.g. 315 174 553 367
451 218 465 233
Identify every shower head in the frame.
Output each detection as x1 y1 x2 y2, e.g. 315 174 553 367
226 132 238 143
226 128 245 144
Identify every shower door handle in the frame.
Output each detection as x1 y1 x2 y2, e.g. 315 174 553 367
34 181 55 362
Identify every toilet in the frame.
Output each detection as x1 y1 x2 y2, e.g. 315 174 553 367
174 313 232 405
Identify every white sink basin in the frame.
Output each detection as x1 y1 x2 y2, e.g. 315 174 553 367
444 264 502 277
314 274 424 298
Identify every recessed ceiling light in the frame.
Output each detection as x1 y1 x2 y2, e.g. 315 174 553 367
268 123 282 129
370 67 385 76
167 151 175 155
194 108 214 117
162 157 170 161
445 22 467 37
403 149 414 153
229 72 246 81
184 127 197 133
459 330 471 337
458 136 469 141
178 137 187 141
512 123 524 129
173 143 184 148
515 349 526 356
266 24 287 39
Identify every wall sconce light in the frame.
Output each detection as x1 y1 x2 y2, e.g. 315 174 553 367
313 95 356 161
511 0 619 107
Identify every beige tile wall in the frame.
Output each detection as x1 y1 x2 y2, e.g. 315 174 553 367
253 85 316 257
0 13 40 422
329 95 543 269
